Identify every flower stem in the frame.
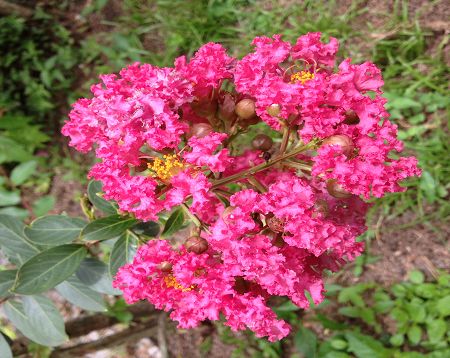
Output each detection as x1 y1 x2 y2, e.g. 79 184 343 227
212 139 318 188
181 203 211 234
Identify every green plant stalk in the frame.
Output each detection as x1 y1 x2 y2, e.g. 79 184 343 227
212 139 319 189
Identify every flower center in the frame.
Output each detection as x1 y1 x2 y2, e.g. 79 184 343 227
164 274 195 292
148 154 184 181
290 71 315 84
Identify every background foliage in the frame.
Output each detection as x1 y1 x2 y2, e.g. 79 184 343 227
0 0 448 357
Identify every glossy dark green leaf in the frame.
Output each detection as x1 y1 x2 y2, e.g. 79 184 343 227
56 276 106 312
87 180 118 215
0 332 12 358
25 215 86 246
82 215 137 241
0 214 40 265
4 297 67 346
76 258 121 295
131 221 160 237
162 208 184 237
12 244 87 295
0 270 17 298
109 231 138 277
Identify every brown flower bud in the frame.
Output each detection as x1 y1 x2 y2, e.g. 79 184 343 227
234 276 250 294
158 261 173 272
343 110 360 125
185 236 209 254
188 123 213 139
272 234 285 248
326 179 352 199
266 104 281 117
266 214 285 233
134 160 149 172
191 99 217 118
218 93 237 122
221 206 236 225
312 199 329 218
235 99 256 120
252 134 273 151
322 135 355 157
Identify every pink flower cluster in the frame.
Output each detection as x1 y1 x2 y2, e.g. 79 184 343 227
63 33 420 341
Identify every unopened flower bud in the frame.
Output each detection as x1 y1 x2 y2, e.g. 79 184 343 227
326 179 352 199
252 134 273 151
235 99 256 120
191 99 217 118
158 261 173 272
222 206 236 225
312 199 329 218
343 110 360 125
134 160 149 172
266 104 281 117
185 236 209 254
218 93 237 122
266 214 285 233
234 276 250 294
322 135 355 157
188 123 213 139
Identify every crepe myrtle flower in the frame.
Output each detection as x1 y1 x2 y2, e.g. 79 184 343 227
63 32 420 341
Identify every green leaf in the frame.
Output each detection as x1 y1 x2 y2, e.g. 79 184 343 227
82 215 137 241
56 276 106 312
12 244 87 295
162 208 184 237
23 295 67 346
10 160 38 185
25 215 86 246
409 270 425 284
0 206 29 219
390 334 404 347
0 136 31 164
76 258 121 295
436 296 450 316
427 319 446 343
419 172 437 203
294 326 317 358
0 214 40 265
330 339 348 350
345 331 391 358
32 195 55 217
87 180 118 215
0 189 21 207
109 231 138 277
4 298 67 346
0 332 12 358
131 221 160 237
0 270 17 298
407 325 422 345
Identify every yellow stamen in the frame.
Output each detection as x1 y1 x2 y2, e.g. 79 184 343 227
164 274 195 292
148 154 184 181
290 71 315 84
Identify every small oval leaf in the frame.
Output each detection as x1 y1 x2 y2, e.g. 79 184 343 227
0 332 12 358
12 244 87 295
87 180 118 215
25 215 87 246
162 208 184 237
82 215 137 242
0 214 40 265
10 160 38 186
109 231 139 277
76 258 121 295
4 297 67 347
0 270 17 298
56 276 106 312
